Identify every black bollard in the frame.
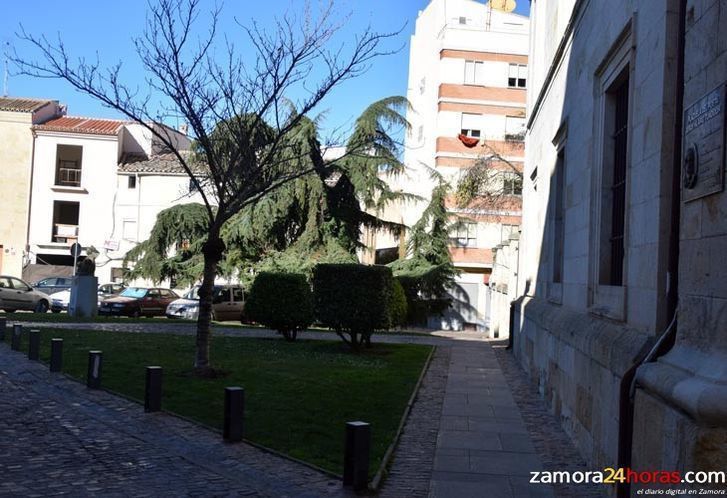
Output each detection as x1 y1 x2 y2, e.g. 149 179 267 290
223 387 245 442
11 324 22 351
144 366 163 412
50 339 63 372
343 421 371 492
87 351 103 389
28 329 40 361
0 317 6 342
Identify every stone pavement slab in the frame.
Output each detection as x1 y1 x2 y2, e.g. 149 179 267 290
429 342 555 498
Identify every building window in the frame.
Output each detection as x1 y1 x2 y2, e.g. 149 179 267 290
505 116 526 140
503 173 523 195
52 201 79 243
508 64 527 88
110 267 125 283
127 176 137 189
461 113 481 138
419 77 426 94
417 125 424 142
122 219 137 241
451 222 477 247
464 60 485 85
552 149 566 283
501 224 519 243
458 16 467 25
599 71 630 286
55 144 83 187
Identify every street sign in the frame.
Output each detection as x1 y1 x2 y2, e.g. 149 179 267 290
70 243 83 258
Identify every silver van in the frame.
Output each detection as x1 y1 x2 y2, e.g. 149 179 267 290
166 285 245 321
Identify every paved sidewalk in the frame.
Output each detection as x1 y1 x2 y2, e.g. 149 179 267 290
429 342 553 498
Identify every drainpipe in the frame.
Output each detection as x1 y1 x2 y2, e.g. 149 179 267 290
616 1 685 496
25 128 38 269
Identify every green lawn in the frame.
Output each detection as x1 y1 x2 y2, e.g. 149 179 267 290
3 328 431 477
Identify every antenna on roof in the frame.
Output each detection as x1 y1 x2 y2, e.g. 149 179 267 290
3 41 9 97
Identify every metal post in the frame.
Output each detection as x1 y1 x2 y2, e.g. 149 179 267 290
28 329 40 361
343 421 371 491
223 387 244 442
87 351 103 389
11 324 22 351
0 317 6 342
50 339 63 372
144 366 163 412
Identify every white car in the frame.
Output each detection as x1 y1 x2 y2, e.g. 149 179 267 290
0 275 51 313
50 283 126 313
166 285 245 321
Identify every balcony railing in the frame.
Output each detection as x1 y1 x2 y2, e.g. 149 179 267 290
53 223 79 243
56 167 82 187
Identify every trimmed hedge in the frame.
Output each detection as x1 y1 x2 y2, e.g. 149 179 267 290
390 278 408 328
245 272 313 341
313 264 394 349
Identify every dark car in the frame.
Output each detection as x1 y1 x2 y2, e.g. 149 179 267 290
32 276 73 295
98 287 178 318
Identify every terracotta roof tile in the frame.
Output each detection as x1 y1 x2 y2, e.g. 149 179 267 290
118 151 203 175
34 116 127 136
0 97 56 113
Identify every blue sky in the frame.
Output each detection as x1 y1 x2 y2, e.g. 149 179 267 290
1 1 529 137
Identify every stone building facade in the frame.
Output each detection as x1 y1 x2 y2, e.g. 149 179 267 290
0 98 63 277
496 0 727 494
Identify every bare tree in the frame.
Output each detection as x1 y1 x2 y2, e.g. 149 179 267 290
454 132 524 215
11 0 398 373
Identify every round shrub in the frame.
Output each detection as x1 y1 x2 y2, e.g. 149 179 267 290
245 272 313 341
313 264 395 349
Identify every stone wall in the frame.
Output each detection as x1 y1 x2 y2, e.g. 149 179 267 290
632 0 727 487
514 297 651 471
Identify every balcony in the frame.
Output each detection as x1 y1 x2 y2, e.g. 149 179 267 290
56 166 82 187
53 224 79 244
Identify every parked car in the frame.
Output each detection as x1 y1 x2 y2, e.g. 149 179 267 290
98 287 179 318
0 275 51 313
166 285 245 321
50 282 127 313
31 276 73 295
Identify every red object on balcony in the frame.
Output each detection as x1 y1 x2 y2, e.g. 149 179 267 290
458 134 480 148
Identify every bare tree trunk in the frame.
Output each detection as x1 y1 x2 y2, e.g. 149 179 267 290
195 227 225 372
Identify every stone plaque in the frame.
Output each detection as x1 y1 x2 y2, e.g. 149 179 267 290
682 84 726 202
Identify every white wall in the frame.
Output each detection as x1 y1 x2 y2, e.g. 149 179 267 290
28 131 122 282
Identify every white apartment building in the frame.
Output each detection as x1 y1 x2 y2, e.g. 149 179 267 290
385 0 529 331
27 115 194 284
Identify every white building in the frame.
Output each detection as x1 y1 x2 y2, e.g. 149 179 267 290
27 115 194 284
381 0 529 331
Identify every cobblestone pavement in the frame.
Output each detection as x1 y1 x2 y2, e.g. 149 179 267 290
0 344 348 497
379 346 451 498
493 342 605 497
